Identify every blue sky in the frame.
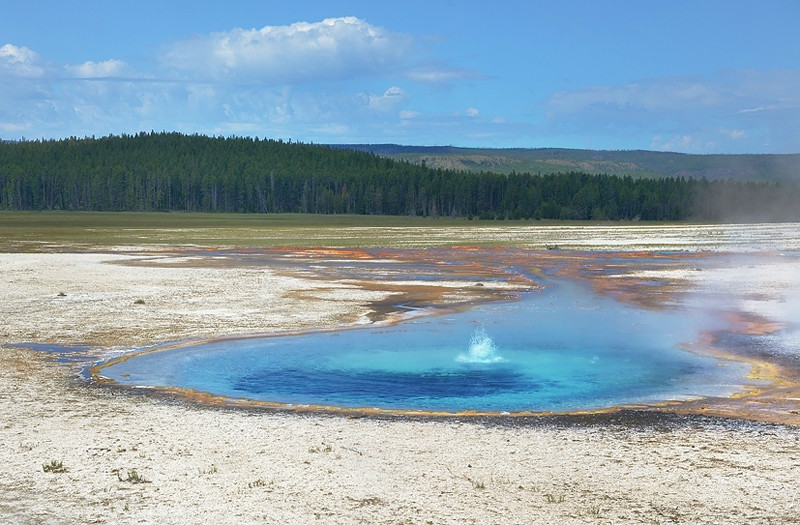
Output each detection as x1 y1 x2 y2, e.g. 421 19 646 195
2 1 798 153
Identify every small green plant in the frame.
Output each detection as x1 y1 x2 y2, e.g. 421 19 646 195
117 469 149 484
42 460 68 473
545 493 565 503
133 299 145 305
308 444 333 453
248 479 267 489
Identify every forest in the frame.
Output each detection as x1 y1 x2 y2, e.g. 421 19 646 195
1 132 798 222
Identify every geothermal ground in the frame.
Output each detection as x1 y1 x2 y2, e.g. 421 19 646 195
2 217 799 524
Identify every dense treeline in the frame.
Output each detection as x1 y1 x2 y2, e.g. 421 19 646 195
1 132 798 221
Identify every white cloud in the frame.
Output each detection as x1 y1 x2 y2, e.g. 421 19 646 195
65 59 132 78
738 105 778 114
465 107 479 117
404 62 481 84
159 17 412 84
722 128 747 140
367 86 406 112
0 43 46 78
0 44 55 135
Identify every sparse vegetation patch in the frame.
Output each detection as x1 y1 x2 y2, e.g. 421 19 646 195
42 460 68 473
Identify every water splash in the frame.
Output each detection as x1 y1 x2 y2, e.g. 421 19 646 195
456 326 505 364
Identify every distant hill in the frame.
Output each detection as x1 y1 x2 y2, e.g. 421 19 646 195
331 145 800 183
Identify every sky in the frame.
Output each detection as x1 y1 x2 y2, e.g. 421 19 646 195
1 0 799 153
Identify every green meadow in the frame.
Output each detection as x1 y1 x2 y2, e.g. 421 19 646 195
5 211 792 253
0 211 536 250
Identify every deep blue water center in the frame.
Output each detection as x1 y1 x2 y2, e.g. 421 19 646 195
100 280 748 413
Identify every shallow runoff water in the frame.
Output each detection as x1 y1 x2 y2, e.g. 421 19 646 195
100 278 751 414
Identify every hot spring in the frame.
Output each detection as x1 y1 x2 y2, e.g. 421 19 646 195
98 277 751 414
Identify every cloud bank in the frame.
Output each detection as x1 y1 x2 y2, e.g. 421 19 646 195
543 70 800 152
0 17 481 141
1 16 798 152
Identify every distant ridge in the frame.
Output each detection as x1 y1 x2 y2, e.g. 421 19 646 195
2 133 798 221
331 144 800 183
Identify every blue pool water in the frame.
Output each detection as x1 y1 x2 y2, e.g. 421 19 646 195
99 281 750 413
